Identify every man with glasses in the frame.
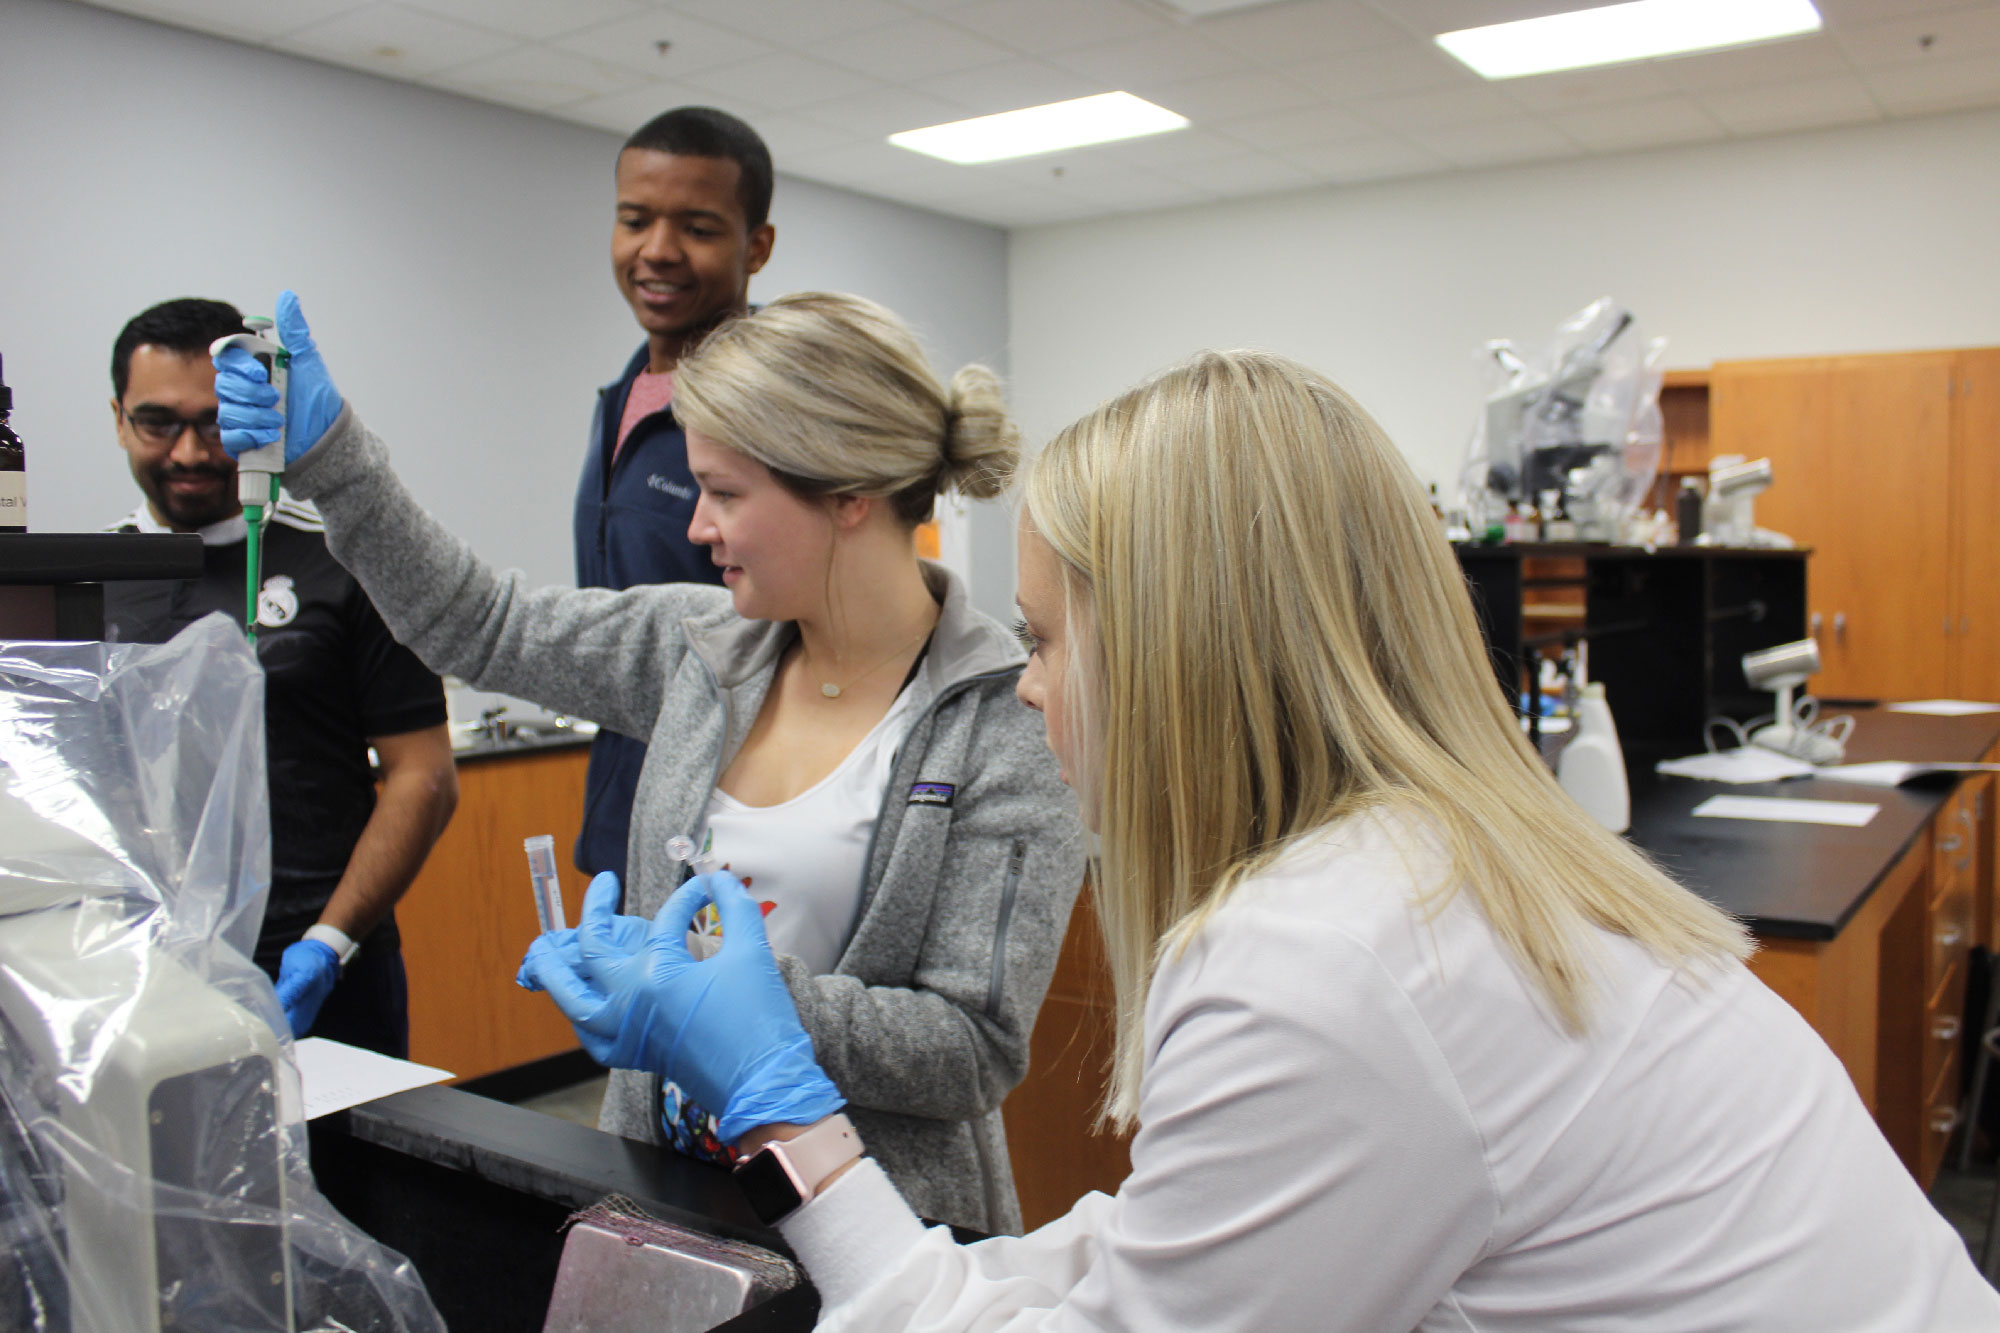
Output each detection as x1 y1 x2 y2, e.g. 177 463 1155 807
103 297 458 1058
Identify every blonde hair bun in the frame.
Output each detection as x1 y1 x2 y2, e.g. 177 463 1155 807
943 364 1019 501
676 291 1021 524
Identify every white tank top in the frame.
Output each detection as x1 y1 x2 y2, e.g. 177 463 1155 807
696 682 922 975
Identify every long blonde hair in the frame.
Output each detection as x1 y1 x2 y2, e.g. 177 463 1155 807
675 291 1016 521
1021 350 1750 1129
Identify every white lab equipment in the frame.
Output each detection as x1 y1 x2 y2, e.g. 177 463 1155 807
1703 456 1774 548
1558 682 1631 832
1741 638 1850 764
1461 298 1667 537
0 614 443 1333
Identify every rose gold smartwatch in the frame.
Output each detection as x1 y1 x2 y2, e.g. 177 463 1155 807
733 1113 864 1225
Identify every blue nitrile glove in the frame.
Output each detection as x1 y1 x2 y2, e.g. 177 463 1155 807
518 869 845 1143
515 871 646 987
274 938 341 1039
213 289 345 463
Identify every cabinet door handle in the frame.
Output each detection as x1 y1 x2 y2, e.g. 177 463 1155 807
1963 615 1973 635
1939 924 1965 949
1810 611 1823 637
1935 1015 1963 1042
1834 612 1847 644
1940 833 1965 854
1932 1106 1962 1135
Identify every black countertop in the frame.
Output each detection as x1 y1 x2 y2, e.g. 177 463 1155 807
1628 707 2000 940
449 727 595 765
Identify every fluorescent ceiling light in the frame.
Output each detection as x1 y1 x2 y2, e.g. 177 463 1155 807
1437 0 1822 80
889 92 1188 165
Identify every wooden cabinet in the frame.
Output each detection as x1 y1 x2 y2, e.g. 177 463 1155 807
1002 884 1132 1231
396 744 595 1081
1708 349 1998 700
1951 352 2000 701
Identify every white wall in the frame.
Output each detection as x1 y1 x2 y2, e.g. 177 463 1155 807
1009 106 2000 495
1 0 1013 613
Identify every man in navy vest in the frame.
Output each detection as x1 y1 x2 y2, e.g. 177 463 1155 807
574 108 775 878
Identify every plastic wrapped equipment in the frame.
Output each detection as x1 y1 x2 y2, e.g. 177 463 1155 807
1460 297 1668 538
0 612 442 1333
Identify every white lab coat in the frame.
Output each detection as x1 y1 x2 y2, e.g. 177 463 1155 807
781 810 2000 1331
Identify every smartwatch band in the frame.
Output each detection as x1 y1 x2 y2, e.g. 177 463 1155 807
734 1113 863 1225
303 922 359 970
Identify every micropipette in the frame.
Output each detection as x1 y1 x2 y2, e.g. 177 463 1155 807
209 317 288 644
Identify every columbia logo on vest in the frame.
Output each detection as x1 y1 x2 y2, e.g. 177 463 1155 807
647 474 694 501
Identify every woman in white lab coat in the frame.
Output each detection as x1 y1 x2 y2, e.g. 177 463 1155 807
522 349 1999 1330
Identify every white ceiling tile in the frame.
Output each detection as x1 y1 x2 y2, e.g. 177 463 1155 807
1209 101 1379 146
812 15 1020 81
1283 42 1481 101
1403 116 1581 167
552 9 772 79
1697 73 1886 133
1863 48 2000 110
1072 126 1265 170
400 0 646 41
552 82 766 136
77 0 356 41
1353 82 1527 129
1280 134 1449 183
788 138 955 185
1374 0 1608 37
1501 62 1680 112
661 0 906 46
1134 69 1322 122
943 0 1169 57
1547 94 1727 150
910 60 1108 115
1815 0 1983 22
682 52 881 110
1653 33 1854 93
1157 149 1317 194
1834 6 2000 67
1191 1 1407 64
271 5 521 79
948 187 1105 226
804 85 970 137
428 45 653 109
1051 28 1252 86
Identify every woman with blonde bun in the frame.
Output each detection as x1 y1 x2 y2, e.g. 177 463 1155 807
212 289 1084 1235
505 348 1997 1330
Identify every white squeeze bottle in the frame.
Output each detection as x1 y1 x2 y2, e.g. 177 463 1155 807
1559 682 1630 833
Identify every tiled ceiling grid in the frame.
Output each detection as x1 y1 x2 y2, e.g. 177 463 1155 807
70 0 2000 227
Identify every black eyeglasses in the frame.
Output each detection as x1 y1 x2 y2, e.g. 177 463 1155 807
122 408 223 448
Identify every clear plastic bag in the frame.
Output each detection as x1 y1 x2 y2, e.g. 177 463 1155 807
0 612 442 1333
1460 297 1667 539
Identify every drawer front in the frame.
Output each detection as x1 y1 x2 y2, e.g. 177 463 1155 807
1921 1045 1964 1190
1923 960 1968 1093
1929 873 1973 1002
1934 786 1976 906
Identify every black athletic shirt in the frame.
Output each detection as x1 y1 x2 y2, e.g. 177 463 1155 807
102 500 446 963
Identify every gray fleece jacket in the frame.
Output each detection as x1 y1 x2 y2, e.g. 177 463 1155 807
285 406 1085 1234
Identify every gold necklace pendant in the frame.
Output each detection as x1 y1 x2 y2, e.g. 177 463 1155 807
807 619 933 702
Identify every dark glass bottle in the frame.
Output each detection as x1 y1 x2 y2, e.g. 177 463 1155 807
1674 477 1701 546
0 354 23 534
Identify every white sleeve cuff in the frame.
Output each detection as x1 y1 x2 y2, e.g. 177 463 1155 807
777 1157 932 1311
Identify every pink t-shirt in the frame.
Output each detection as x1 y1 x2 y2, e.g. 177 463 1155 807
613 369 674 463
